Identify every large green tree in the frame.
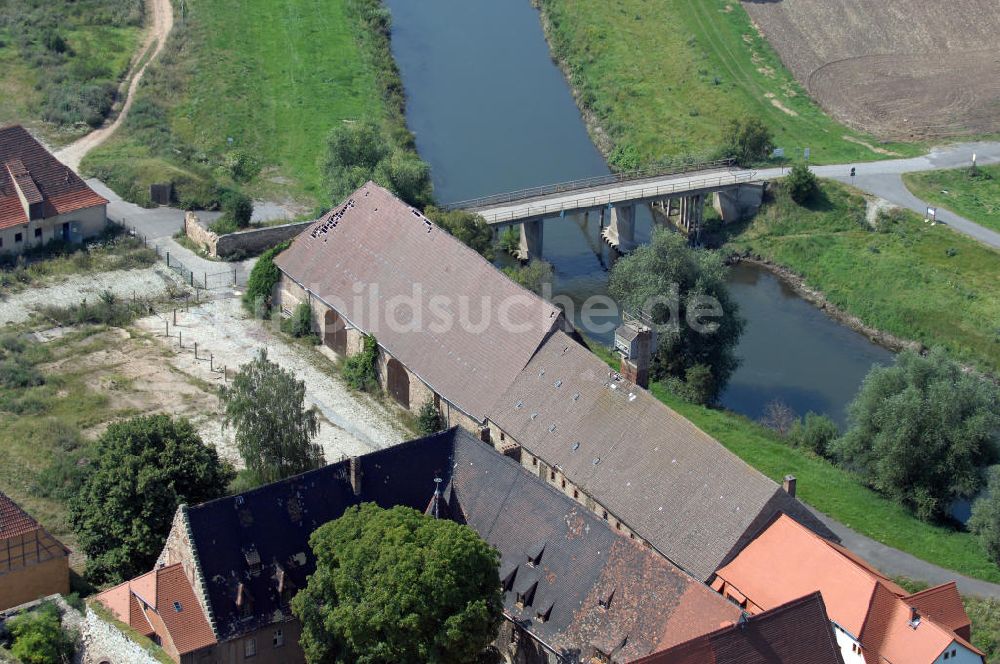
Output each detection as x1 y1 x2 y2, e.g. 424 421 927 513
608 228 744 402
722 116 774 167
220 348 324 485
970 466 1000 565
292 504 503 664
832 348 1000 522
69 415 234 583
424 206 494 259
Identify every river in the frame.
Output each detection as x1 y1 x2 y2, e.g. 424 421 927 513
383 0 893 426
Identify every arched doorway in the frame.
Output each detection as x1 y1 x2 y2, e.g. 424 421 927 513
324 309 347 355
387 358 409 409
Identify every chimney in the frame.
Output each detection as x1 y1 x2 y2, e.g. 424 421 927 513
349 457 362 496
782 475 796 497
909 607 921 628
615 318 656 389
431 478 443 519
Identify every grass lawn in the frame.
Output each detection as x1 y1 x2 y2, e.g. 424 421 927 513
536 0 921 167
724 179 1000 373
83 0 385 208
0 0 144 146
585 339 1000 583
904 165 1000 234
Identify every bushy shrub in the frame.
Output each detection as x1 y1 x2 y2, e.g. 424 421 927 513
424 206 494 259
342 335 379 392
281 302 315 338
970 466 1000 565
219 189 254 229
224 150 262 183
722 116 774 167
9 602 75 664
788 412 839 457
786 163 819 204
243 241 290 314
417 400 443 435
0 357 44 389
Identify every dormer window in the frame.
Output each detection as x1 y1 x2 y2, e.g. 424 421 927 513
535 600 553 623
515 581 537 609
526 542 545 567
244 546 262 574
598 588 615 610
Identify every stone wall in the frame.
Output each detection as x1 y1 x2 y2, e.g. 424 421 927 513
81 606 163 664
184 213 311 260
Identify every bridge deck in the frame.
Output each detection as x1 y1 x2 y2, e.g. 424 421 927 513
468 167 758 225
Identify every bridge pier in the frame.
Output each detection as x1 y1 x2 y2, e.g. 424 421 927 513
601 204 637 252
516 218 543 261
678 194 704 235
713 184 765 223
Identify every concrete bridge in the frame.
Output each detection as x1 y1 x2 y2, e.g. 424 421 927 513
446 160 764 259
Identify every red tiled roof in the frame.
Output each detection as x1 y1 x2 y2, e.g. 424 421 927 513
907 582 972 640
95 564 216 657
0 125 107 230
0 492 41 539
273 181 564 422
630 592 845 664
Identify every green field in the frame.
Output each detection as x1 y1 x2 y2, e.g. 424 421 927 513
83 0 390 208
724 180 1000 373
904 165 1000 234
0 0 144 145
536 0 921 168
585 340 1000 584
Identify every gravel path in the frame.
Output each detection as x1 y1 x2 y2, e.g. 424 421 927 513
0 266 182 326
135 297 408 463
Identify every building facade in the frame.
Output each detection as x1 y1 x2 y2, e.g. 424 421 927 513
0 492 70 611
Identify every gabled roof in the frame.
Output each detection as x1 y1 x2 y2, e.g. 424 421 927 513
95 564 216 657
171 428 739 657
630 592 846 664
906 582 971 640
488 331 836 581
0 491 69 574
0 492 41 539
0 125 107 230
273 182 564 422
713 514 983 664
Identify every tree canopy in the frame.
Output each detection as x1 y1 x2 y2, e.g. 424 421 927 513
9 602 75 664
722 116 774 167
608 229 744 402
785 163 819 204
970 466 1000 565
292 503 503 664
69 415 234 583
424 206 494 260
220 348 324 485
832 348 1000 522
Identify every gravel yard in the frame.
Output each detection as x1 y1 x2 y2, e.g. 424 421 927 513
0 266 183 326
135 297 408 463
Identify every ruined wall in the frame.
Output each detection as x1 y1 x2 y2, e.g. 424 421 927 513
184 213 311 259
81 606 163 664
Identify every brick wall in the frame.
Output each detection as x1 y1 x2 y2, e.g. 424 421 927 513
184 213 311 259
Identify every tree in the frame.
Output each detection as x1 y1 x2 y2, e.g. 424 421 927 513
375 151 433 208
970 466 1000 565
342 335 379 392
832 348 1000 522
9 602 75 664
785 163 819 204
292 504 503 664
608 229 744 402
220 348 324 485
503 259 554 296
242 241 290 314
722 116 774 167
424 206 494 260
69 415 234 583
418 400 443 436
760 400 796 436
788 412 839 458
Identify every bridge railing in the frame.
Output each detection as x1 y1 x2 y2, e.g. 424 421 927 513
444 158 736 211
478 171 757 225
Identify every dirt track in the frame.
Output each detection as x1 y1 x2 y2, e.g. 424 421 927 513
742 0 1000 140
54 0 174 171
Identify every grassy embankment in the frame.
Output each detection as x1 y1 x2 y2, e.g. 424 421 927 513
904 165 1000 234
82 0 405 209
0 0 144 146
536 0 921 167
724 180 1000 374
586 340 1000 584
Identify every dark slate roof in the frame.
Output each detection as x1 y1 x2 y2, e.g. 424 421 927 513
184 428 740 657
185 430 457 641
630 592 846 664
0 125 107 230
272 182 564 422
488 331 837 581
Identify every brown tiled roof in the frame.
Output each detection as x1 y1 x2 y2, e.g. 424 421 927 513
488 331 835 581
630 592 846 664
0 492 41 539
95 564 216 657
273 182 564 422
907 582 972 640
0 125 107 230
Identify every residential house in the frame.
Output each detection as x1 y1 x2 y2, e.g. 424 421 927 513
485 330 836 582
0 125 108 255
630 592 845 664
0 492 70 611
98 428 743 663
711 513 984 664
272 181 571 432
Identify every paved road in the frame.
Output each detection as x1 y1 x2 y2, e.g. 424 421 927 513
806 506 1000 599
757 141 1000 249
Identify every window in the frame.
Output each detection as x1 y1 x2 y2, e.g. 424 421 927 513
273 629 284 648
34 228 41 238
244 638 257 658
615 521 622 531
173 601 182 613
531 457 538 467
14 232 22 243
561 478 566 489
602 510 608 520
500 431 505 442
549 470 556 481
573 489 579 499
0 237 3 248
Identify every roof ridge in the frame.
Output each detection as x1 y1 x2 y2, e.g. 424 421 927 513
906 581 958 600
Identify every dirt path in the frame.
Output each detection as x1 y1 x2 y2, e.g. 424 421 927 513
54 0 174 171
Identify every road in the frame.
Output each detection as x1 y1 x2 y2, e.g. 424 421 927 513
54 0 174 171
756 141 1000 249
